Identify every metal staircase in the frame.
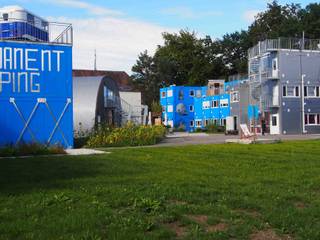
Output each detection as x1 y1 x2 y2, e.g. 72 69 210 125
115 96 148 126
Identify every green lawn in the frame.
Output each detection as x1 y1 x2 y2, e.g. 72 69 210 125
1 141 320 240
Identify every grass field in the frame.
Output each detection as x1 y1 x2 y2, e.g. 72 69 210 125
1 140 320 240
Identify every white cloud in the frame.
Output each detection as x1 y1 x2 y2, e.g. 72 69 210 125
243 10 260 23
47 0 123 16
52 16 175 73
162 6 223 19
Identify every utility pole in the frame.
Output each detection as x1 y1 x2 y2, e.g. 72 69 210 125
94 49 97 71
301 32 306 134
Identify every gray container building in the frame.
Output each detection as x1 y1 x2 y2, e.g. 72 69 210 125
248 38 320 135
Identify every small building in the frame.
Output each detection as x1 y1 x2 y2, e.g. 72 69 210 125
160 80 231 132
248 38 320 134
73 70 148 135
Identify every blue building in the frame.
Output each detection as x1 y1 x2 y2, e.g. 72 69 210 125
160 80 231 132
0 6 74 148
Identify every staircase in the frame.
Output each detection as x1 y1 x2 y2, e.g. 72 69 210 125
115 96 148 126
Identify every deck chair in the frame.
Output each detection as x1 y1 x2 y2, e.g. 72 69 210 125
240 124 255 139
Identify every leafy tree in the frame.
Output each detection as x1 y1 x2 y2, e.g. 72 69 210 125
248 0 302 42
300 3 320 38
131 51 160 105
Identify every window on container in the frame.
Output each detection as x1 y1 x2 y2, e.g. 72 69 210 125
272 116 277 126
161 91 166 98
304 86 308 97
231 91 239 102
196 120 202 127
220 99 229 107
220 119 226 126
295 86 300 97
27 13 35 25
196 90 202 98
316 86 320 97
204 119 209 126
305 114 318 125
211 100 218 108
167 90 173 97
167 105 173 113
162 106 166 112
190 90 195 97
178 90 184 100
203 101 210 109
190 121 194 127
309 114 316 125
2 13 8 21
189 105 194 112
307 86 316 97
282 86 287 97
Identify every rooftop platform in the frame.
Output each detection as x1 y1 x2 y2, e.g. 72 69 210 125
248 38 320 59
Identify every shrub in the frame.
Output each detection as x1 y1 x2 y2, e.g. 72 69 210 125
0 143 66 157
87 123 166 148
151 101 162 113
205 123 225 134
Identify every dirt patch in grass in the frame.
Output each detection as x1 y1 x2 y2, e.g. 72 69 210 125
206 223 228 233
250 229 293 240
186 215 228 233
165 222 187 238
233 209 261 218
187 215 208 224
294 202 306 209
168 199 188 205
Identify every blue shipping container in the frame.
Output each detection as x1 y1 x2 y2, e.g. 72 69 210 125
0 41 73 148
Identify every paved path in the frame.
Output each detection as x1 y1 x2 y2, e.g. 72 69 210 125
156 132 320 147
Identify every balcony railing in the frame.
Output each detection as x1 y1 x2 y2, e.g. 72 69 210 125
0 17 73 45
248 38 320 59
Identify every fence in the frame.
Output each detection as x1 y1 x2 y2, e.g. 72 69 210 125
248 38 320 59
0 17 72 45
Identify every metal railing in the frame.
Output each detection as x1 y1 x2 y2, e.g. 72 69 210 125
0 17 73 45
248 38 320 59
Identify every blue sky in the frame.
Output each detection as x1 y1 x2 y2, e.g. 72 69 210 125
1 0 316 71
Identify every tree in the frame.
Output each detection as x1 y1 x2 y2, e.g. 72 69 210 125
300 3 320 39
248 0 302 42
131 51 160 105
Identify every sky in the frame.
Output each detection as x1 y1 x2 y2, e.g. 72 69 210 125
0 0 316 72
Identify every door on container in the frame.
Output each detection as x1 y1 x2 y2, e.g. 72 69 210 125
234 116 238 131
270 113 280 135
272 84 279 106
272 58 278 78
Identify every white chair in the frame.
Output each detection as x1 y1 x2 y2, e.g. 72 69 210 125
240 124 255 139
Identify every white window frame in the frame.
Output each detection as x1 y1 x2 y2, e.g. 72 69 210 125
190 120 194 127
305 86 320 98
282 85 300 98
305 113 320 126
230 91 240 103
161 91 166 98
211 100 219 108
202 101 210 109
167 90 173 97
189 90 195 97
220 99 229 108
167 105 173 113
189 105 194 112
282 85 287 97
195 120 202 128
